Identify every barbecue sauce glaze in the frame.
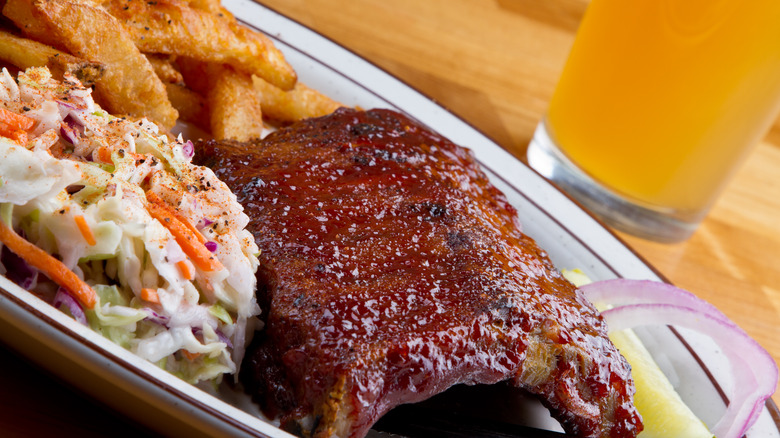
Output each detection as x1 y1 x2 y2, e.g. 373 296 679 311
195 108 642 438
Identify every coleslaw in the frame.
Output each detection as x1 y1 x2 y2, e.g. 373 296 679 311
0 67 260 383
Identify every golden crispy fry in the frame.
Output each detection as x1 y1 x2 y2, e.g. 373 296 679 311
0 0 54 44
146 54 184 85
3 0 179 130
253 76 343 123
0 29 105 86
173 56 210 95
174 57 263 139
207 63 264 141
184 0 232 17
165 82 209 131
99 0 297 91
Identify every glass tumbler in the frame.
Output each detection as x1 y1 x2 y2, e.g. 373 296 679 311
527 0 780 242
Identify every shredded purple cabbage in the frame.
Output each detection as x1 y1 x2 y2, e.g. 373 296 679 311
56 100 78 110
182 140 194 159
60 114 84 145
192 326 232 348
143 308 170 326
1 243 39 290
52 288 88 325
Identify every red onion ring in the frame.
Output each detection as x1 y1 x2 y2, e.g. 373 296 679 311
582 279 778 438
581 278 728 322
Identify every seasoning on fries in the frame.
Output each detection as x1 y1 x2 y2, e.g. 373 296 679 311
253 76 343 123
98 0 297 91
0 0 343 140
0 29 105 86
206 63 265 141
4 0 179 129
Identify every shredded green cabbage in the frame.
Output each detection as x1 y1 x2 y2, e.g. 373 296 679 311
0 67 260 384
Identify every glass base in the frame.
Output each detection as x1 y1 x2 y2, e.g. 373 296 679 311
527 121 701 243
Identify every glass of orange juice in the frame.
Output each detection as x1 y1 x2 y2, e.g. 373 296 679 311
527 0 780 242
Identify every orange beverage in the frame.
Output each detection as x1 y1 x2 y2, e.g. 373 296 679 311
544 0 780 220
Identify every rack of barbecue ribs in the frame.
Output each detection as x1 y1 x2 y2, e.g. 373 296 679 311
194 108 643 438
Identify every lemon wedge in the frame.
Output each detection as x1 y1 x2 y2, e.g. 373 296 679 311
609 328 713 437
562 270 714 438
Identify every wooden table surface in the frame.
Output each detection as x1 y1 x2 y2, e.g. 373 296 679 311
1 0 778 436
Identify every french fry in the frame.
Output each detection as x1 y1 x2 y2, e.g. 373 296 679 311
253 76 343 123
173 56 210 95
165 82 209 132
0 29 105 86
184 0 233 17
3 0 179 130
206 63 264 141
0 0 54 46
146 54 184 85
98 0 297 91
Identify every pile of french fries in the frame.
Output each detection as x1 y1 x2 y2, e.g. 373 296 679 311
0 0 342 140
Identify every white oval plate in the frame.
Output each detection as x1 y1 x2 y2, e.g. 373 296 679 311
0 0 778 436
